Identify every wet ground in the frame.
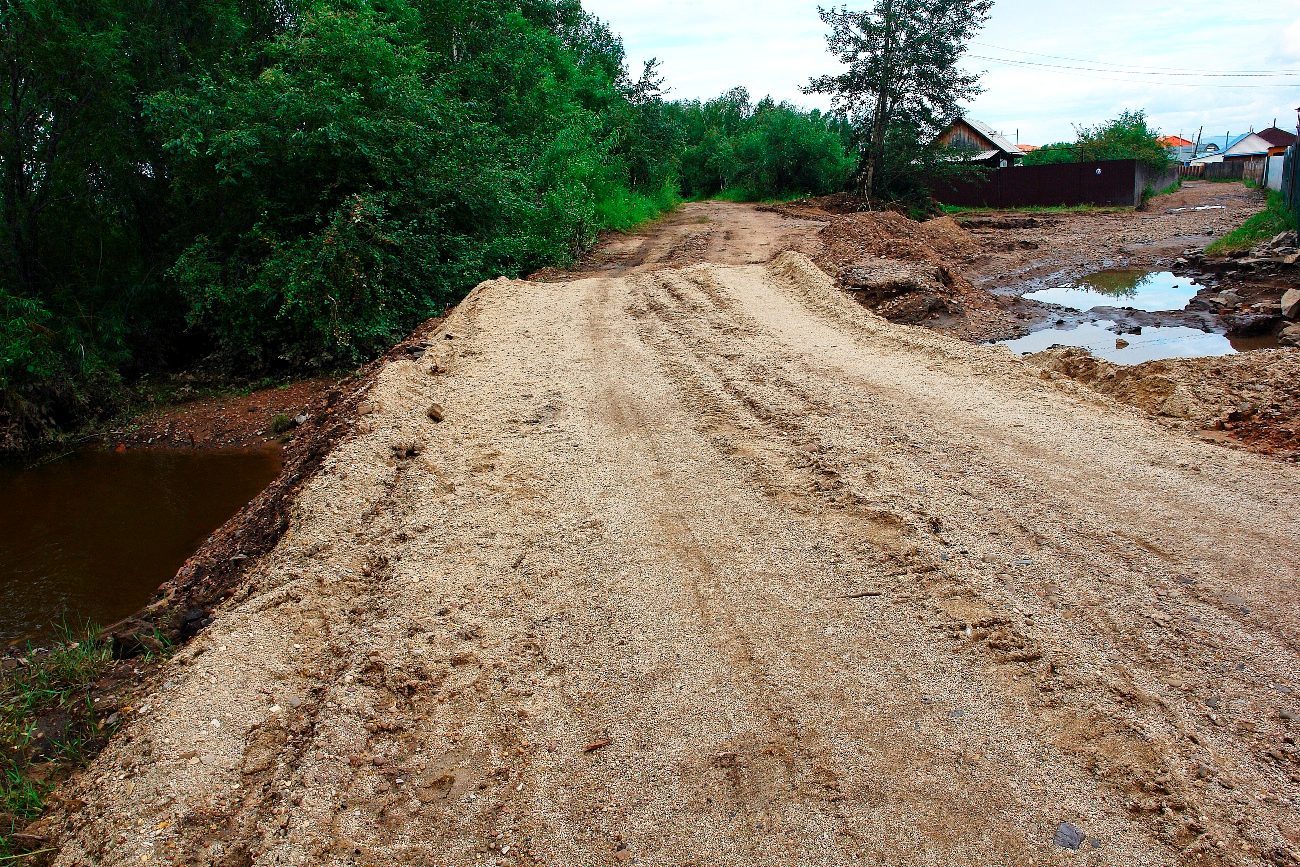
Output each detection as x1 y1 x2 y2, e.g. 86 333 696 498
996 266 1280 363
0 446 282 643
999 319 1252 364
1023 269 1201 313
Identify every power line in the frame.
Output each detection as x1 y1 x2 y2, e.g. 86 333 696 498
971 41 1300 75
966 54 1300 79
966 55 1300 88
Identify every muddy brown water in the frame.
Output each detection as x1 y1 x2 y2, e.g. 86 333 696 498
0 446 282 644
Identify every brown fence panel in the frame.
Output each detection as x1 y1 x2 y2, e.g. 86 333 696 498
1199 161 1246 181
937 159 1142 208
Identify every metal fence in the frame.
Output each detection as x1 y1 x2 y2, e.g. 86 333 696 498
1283 145 1299 225
937 159 1163 208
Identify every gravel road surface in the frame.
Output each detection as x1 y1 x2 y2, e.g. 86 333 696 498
44 212 1300 866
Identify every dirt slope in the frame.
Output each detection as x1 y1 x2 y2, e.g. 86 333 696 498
39 209 1300 866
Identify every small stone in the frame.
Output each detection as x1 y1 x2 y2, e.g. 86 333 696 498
1053 822 1085 850
427 403 445 423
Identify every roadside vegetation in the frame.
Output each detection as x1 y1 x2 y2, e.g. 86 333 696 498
804 0 994 209
0 0 855 452
0 622 131 858
1022 110 1174 171
1207 190 1298 254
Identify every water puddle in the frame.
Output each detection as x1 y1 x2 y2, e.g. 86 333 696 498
0 446 282 643
999 320 1238 364
1024 270 1202 313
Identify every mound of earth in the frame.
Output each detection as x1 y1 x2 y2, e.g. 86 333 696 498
815 211 1006 339
1027 346 1300 459
769 201 1010 339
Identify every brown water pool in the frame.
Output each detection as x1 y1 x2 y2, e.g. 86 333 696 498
0 446 282 643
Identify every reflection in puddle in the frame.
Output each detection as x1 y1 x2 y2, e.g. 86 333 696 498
1025 270 1203 313
998 320 1237 364
1228 332 1282 352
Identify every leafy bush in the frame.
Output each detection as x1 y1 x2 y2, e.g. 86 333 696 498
1023 110 1173 171
674 89 853 200
0 0 859 448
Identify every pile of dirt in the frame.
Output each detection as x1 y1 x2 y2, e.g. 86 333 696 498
1028 346 1300 459
809 209 1008 339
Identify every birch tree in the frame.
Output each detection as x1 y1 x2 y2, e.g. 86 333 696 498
805 0 992 205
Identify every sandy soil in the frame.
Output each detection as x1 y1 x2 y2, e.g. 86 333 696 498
1027 347 1300 460
532 201 827 277
35 207 1300 865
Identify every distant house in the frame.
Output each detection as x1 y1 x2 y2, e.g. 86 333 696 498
936 118 1024 167
1192 127 1299 165
1159 135 1196 163
1255 126 1298 156
1017 143 1039 153
1223 127 1296 158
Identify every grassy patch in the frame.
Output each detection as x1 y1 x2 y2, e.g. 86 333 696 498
268 412 295 435
704 188 811 204
1207 190 1296 255
595 183 681 233
1 622 117 858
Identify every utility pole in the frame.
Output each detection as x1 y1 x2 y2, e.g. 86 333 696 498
1192 125 1202 163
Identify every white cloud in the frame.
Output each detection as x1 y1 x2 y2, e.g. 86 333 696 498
584 0 1300 144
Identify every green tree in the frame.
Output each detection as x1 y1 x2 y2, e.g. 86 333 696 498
805 0 992 205
1022 111 1173 170
674 89 852 200
0 0 282 442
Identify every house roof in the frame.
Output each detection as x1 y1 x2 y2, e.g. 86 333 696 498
1258 127 1298 148
964 118 1023 155
1159 135 1193 147
1017 144 1039 152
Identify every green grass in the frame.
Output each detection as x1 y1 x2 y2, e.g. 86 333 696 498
268 412 294 435
1154 178 1182 197
595 183 681 233
940 203 1131 215
1 622 115 858
703 187 812 205
1206 190 1296 255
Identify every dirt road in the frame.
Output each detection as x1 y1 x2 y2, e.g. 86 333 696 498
44 206 1300 865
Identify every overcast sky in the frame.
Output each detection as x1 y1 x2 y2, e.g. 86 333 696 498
583 0 1300 147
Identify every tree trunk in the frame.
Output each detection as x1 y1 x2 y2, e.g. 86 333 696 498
863 0 896 207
